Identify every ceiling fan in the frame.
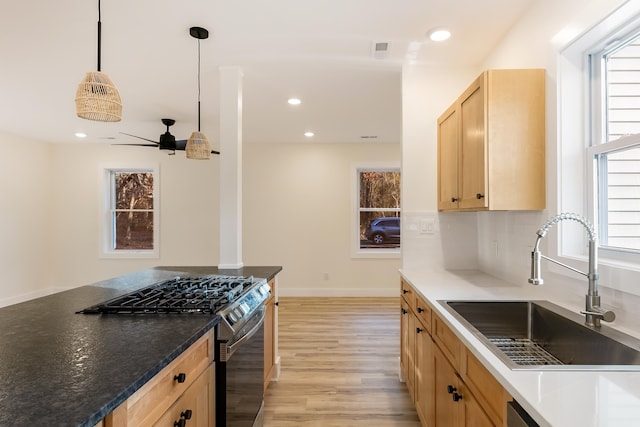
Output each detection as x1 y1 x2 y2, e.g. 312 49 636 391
117 118 220 155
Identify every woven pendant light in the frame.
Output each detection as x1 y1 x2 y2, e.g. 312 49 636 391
75 0 122 122
186 27 212 160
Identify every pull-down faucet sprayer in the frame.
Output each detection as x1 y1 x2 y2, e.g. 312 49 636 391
529 213 615 328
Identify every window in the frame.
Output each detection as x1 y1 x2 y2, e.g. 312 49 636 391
557 2 640 296
352 165 400 257
588 24 640 254
101 166 159 258
589 32 640 251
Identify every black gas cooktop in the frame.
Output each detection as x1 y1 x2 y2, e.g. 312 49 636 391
78 275 262 314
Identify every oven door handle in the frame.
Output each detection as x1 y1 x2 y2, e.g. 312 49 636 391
226 307 266 359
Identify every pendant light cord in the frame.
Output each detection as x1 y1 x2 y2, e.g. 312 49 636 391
97 0 102 71
197 37 201 132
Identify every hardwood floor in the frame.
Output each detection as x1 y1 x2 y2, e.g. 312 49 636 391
263 297 421 427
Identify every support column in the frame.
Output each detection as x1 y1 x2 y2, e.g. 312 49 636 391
218 66 244 269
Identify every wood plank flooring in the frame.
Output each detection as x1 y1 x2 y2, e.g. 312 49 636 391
263 297 421 427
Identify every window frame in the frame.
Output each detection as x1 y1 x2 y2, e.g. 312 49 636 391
100 164 160 259
351 162 401 259
557 2 640 296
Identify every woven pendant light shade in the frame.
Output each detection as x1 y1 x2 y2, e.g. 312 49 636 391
186 131 212 159
75 71 122 122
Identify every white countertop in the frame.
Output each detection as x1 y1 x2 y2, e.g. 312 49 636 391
400 268 640 427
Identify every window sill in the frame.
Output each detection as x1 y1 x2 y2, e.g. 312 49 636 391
351 248 401 259
100 250 159 259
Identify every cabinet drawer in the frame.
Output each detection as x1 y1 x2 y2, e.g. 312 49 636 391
126 330 214 426
400 279 415 306
153 364 215 427
433 314 462 371
463 350 511 427
413 294 432 333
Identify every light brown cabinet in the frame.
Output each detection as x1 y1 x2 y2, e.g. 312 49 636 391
400 279 511 427
152 364 215 427
102 330 215 427
437 69 546 211
264 278 278 391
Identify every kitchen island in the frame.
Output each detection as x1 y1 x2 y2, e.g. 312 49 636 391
401 268 640 427
0 265 281 427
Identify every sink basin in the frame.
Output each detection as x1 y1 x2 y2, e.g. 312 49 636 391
438 300 640 370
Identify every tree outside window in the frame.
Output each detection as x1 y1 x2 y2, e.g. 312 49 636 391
109 171 155 251
358 169 401 249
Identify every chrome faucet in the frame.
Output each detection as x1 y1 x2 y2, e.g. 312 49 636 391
529 212 615 328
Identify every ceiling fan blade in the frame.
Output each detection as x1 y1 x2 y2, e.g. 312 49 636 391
120 132 160 145
112 143 159 147
211 150 220 155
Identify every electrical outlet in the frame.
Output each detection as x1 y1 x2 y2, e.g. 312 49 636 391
419 218 435 234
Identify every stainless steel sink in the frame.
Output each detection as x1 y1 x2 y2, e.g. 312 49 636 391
438 300 640 370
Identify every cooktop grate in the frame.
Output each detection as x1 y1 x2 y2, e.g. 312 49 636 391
78 275 257 315
488 337 563 366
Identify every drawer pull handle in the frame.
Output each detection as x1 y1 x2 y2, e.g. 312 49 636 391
476 193 485 199
417 307 424 313
402 289 409 294
173 373 187 383
401 308 408 315
452 392 463 402
173 409 193 427
451 197 458 202
416 327 423 334
447 385 456 394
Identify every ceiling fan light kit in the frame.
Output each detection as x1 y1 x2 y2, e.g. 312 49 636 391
75 0 122 122
185 26 212 160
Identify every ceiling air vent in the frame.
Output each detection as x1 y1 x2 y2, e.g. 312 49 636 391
372 42 389 60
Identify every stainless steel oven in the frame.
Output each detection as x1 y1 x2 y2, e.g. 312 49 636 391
216 305 266 427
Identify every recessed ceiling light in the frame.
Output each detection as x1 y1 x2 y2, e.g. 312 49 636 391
75 132 87 138
304 131 314 137
288 98 302 105
429 29 451 42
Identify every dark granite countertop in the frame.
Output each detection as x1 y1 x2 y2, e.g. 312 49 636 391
0 265 282 427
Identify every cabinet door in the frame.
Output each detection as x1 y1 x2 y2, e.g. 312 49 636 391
400 298 411 384
415 320 435 427
264 295 275 390
434 346 464 427
438 103 460 210
464 393 495 427
153 364 215 427
406 311 416 401
459 74 488 210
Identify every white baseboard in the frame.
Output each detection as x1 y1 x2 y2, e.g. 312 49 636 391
0 287 67 308
278 287 399 297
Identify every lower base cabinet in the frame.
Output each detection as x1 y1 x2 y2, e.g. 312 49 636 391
152 364 215 427
102 331 215 427
400 279 510 427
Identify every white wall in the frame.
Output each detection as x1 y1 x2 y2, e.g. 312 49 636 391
401 65 481 272
47 143 219 290
243 142 401 296
0 132 54 306
0 137 221 306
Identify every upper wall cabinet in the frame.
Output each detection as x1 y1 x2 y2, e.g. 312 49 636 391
437 69 546 211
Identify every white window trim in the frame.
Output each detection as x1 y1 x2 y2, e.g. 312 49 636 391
99 163 160 259
558 1 640 296
350 162 401 259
